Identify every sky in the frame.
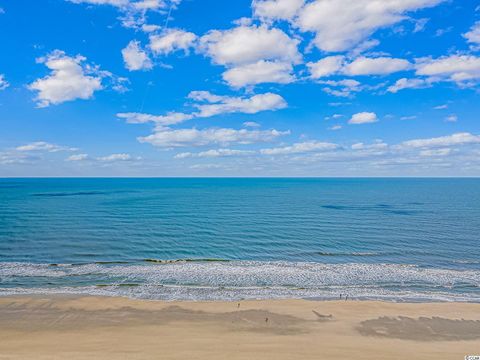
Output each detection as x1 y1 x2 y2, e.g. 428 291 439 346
1 0 480 177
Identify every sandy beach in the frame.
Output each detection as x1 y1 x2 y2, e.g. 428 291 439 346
0 296 479 359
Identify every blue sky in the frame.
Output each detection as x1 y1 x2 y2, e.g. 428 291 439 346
1 0 480 176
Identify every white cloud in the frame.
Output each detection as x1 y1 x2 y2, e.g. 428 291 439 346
188 91 287 117
348 112 378 124
66 153 90 161
434 104 448 110
28 50 104 107
222 60 294 87
413 17 429 33
68 0 130 6
463 21 480 45
348 39 380 58
260 140 338 155
387 77 431 93
0 74 9 90
243 121 261 127
122 91 289 148
419 148 452 157
329 125 342 130
308 56 410 78
118 112 193 126
199 25 301 66
139 127 289 147
318 79 362 97
415 55 480 85
97 153 134 161
399 132 480 149
149 29 197 55
342 56 411 75
0 152 32 165
142 24 161 32
66 0 181 29
132 0 168 10
122 40 152 71
351 140 388 152
67 153 141 162
400 115 417 120
444 114 458 123
307 56 344 78
119 92 287 128
189 163 222 170
175 148 255 158
253 0 305 21
295 0 443 52
16 141 77 152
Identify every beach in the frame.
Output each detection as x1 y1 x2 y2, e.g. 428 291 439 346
0 296 479 359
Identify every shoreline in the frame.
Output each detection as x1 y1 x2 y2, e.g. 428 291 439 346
1 292 480 304
1 295 480 359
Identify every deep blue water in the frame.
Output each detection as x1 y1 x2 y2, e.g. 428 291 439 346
0 178 479 301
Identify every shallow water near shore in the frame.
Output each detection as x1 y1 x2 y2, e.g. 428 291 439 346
1 178 479 301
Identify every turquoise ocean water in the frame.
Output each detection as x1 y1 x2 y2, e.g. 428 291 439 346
1 178 479 301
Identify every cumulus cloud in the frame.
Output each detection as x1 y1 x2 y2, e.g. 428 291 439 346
342 57 411 75
348 112 378 124
308 56 410 78
253 0 305 21
197 24 302 87
189 91 287 117
222 60 294 87
260 140 338 155
295 0 444 52
415 55 480 86
16 141 77 152
0 74 9 90
139 127 289 147
199 25 301 66
387 77 432 93
463 21 480 45
307 56 344 78
149 29 197 55
122 40 153 71
28 51 105 107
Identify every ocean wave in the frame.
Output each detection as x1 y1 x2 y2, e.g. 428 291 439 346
0 284 478 302
316 252 379 257
1 261 479 301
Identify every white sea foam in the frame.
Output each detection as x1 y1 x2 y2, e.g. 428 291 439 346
1 261 479 302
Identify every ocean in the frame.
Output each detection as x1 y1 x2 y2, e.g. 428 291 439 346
1 178 479 302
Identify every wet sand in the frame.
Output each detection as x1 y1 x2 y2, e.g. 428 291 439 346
0 296 479 359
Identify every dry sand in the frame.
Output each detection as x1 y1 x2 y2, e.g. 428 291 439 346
0 295 479 359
